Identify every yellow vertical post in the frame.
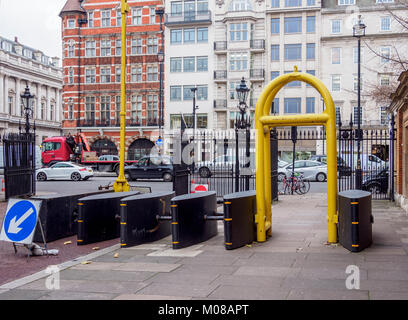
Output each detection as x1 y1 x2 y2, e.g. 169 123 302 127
113 0 130 192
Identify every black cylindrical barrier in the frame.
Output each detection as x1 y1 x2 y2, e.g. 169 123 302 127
32 190 112 243
77 191 139 245
119 191 175 248
338 190 373 252
223 190 257 250
170 191 218 249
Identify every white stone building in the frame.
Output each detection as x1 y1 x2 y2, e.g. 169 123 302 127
0 36 63 145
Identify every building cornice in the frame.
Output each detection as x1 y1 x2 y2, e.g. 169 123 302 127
321 32 408 42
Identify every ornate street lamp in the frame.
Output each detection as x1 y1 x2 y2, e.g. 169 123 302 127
20 85 35 135
353 15 366 190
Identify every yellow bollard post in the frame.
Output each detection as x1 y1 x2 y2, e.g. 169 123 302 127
113 0 130 193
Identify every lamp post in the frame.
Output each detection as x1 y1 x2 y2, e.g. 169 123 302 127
235 77 251 192
353 15 366 190
190 87 198 173
20 85 34 135
156 7 165 141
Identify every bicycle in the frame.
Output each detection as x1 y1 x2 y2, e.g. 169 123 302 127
278 172 310 195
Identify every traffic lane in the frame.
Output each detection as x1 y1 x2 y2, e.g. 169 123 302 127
36 177 173 195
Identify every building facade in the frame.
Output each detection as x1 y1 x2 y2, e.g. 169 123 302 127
0 36 63 145
60 0 164 160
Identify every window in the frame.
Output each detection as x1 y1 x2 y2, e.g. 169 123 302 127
353 74 363 91
197 28 208 42
271 18 280 34
2 41 12 52
380 74 390 86
100 39 111 57
68 100 74 120
196 114 208 129
132 8 142 25
306 97 315 113
131 38 142 55
284 17 301 33
284 98 301 114
171 2 182 16
40 102 45 119
306 70 315 87
338 0 355 5
131 96 142 122
381 16 391 31
100 96 110 123
230 52 248 71
272 98 279 114
171 29 182 44
88 12 94 27
353 47 364 64
85 68 96 83
100 67 111 83
68 68 74 84
197 0 209 13
85 97 95 121
67 19 75 29
147 38 158 54
229 0 252 11
285 0 301 7
380 106 388 125
197 56 208 72
184 29 195 43
147 95 158 122
170 86 182 101
353 106 362 125
271 71 279 80
101 10 111 27
197 85 208 100
68 43 75 57
229 81 241 100
147 66 158 81
271 45 280 61
184 1 195 17
307 16 315 33
183 86 195 100
271 0 280 7
306 43 315 60
336 107 341 124
116 39 121 56
183 57 195 72
307 0 315 5
115 67 121 82
284 44 301 60
131 66 142 82
171 57 182 72
284 70 301 87
377 0 394 3
331 75 341 91
230 23 248 41
85 40 96 57
331 20 341 34
380 46 391 63
150 8 156 24
115 96 121 121
116 10 121 26
331 47 341 64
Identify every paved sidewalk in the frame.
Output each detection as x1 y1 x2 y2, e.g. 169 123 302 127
1 193 408 300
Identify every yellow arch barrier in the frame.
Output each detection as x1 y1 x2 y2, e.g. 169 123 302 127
255 67 338 243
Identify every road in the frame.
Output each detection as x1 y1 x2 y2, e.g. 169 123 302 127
36 175 327 195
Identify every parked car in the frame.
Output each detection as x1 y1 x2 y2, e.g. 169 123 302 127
310 155 351 177
99 155 119 161
278 159 289 168
124 156 173 182
36 162 94 181
197 155 235 178
278 160 328 182
362 168 389 194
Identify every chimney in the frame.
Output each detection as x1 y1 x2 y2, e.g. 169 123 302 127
14 36 18 43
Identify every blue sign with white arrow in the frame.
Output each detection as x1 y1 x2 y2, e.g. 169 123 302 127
156 138 163 147
0 199 42 245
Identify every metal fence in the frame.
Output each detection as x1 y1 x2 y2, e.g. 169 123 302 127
2 133 36 200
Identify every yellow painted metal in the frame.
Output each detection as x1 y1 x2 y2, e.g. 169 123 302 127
255 66 338 243
113 0 130 193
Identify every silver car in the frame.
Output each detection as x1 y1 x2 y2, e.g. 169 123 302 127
36 162 94 181
278 160 327 182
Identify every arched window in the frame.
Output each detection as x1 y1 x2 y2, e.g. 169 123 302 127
91 139 118 156
228 0 252 11
128 139 155 160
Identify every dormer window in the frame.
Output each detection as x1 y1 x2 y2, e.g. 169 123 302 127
42 55 49 65
23 49 33 59
228 0 252 11
1 41 12 52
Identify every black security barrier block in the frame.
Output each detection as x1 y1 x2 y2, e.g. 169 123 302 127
31 190 113 243
119 191 175 248
338 190 373 252
77 191 140 245
170 191 218 249
223 190 257 250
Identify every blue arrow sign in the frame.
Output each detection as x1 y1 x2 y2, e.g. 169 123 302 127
156 138 163 147
0 199 41 244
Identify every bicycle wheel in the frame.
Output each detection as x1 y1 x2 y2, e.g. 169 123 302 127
295 180 310 194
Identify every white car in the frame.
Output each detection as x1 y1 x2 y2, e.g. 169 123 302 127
278 160 328 182
36 162 94 181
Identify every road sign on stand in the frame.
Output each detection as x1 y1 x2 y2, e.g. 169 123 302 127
156 138 163 147
0 199 42 245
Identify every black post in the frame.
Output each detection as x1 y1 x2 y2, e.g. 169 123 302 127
355 36 362 190
235 120 240 192
291 126 297 195
245 124 250 191
390 113 395 201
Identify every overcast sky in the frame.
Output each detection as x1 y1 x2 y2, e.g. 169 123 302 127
0 0 67 59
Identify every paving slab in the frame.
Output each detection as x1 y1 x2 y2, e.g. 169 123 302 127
287 288 369 300
113 294 192 300
208 284 290 300
136 282 219 299
37 291 117 300
112 262 181 273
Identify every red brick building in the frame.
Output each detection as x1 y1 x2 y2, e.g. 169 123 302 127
59 0 164 159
